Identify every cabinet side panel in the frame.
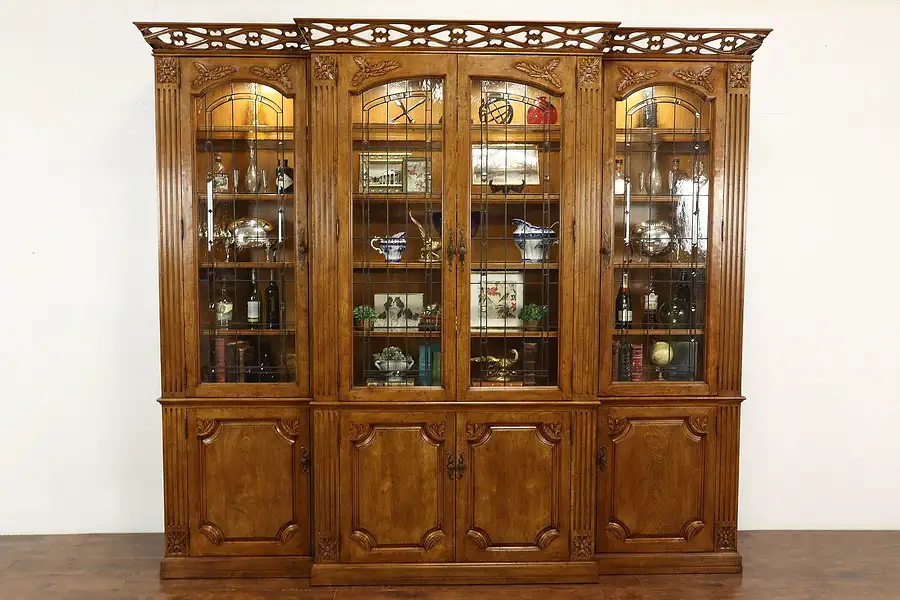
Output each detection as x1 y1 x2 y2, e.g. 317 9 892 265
571 408 597 560
715 402 740 551
309 56 339 401
720 63 751 394
573 57 602 399
314 408 340 562
163 405 189 556
156 56 186 396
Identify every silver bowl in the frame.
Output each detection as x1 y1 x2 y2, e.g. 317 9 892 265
632 220 673 257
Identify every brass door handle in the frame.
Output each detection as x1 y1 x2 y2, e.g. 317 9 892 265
300 447 311 474
447 227 455 270
456 453 465 479
601 231 611 272
446 452 456 479
457 229 467 273
598 445 607 472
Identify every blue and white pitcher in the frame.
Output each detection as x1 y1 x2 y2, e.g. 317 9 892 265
511 219 559 263
370 232 407 262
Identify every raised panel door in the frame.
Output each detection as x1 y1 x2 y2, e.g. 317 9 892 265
188 406 310 556
455 410 570 562
340 411 455 563
597 406 716 553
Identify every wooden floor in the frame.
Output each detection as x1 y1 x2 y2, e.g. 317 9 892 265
0 531 898 599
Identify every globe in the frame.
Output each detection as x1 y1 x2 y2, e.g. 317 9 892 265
649 341 674 366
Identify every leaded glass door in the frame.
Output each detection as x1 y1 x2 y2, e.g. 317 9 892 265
189 67 309 396
339 55 458 401
601 63 724 395
456 56 575 401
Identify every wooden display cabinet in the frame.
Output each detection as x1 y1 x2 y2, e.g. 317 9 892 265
139 19 768 584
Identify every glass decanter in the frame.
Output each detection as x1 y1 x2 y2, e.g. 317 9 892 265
244 140 260 193
647 138 664 195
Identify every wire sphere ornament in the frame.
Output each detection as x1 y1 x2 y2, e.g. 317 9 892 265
479 94 514 124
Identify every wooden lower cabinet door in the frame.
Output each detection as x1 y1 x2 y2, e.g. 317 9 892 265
188 406 310 556
340 412 455 563
597 406 716 553
455 411 570 562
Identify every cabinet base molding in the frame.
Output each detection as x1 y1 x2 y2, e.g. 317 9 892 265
310 562 598 586
160 556 313 579
595 551 742 575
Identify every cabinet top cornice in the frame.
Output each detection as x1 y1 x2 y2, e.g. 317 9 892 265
135 20 770 56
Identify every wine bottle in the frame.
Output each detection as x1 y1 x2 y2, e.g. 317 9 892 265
215 282 233 328
266 272 280 329
247 269 261 329
276 159 294 194
615 272 633 329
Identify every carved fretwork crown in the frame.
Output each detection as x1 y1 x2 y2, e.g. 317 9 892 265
136 20 770 55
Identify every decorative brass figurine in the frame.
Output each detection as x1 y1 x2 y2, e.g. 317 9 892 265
471 349 519 382
409 211 441 263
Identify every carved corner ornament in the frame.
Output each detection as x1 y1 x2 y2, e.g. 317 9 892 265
571 534 593 560
316 534 338 561
716 522 737 551
465 421 488 441
673 66 715 92
196 417 218 439
728 62 750 89
577 57 601 87
608 416 629 438
314 56 337 81
687 415 709 436
155 57 178 85
276 418 302 438
249 63 293 90
165 527 188 556
351 56 400 86
191 62 237 89
616 64 658 92
424 422 446 442
514 58 562 89
537 421 563 443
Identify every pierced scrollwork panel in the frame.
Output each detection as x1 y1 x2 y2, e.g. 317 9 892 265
605 28 770 55
136 23 304 51
296 20 617 51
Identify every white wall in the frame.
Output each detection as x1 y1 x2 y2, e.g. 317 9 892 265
0 0 897 535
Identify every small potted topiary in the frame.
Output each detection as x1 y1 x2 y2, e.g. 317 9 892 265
418 303 441 331
519 303 547 330
353 305 378 332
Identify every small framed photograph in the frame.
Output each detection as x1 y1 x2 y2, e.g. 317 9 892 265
359 153 406 193
403 157 431 193
470 271 523 329
471 144 540 187
373 292 425 331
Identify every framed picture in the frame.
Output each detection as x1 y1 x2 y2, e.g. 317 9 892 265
359 152 407 193
373 292 424 331
403 157 431 193
470 271 523 329
471 144 540 187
